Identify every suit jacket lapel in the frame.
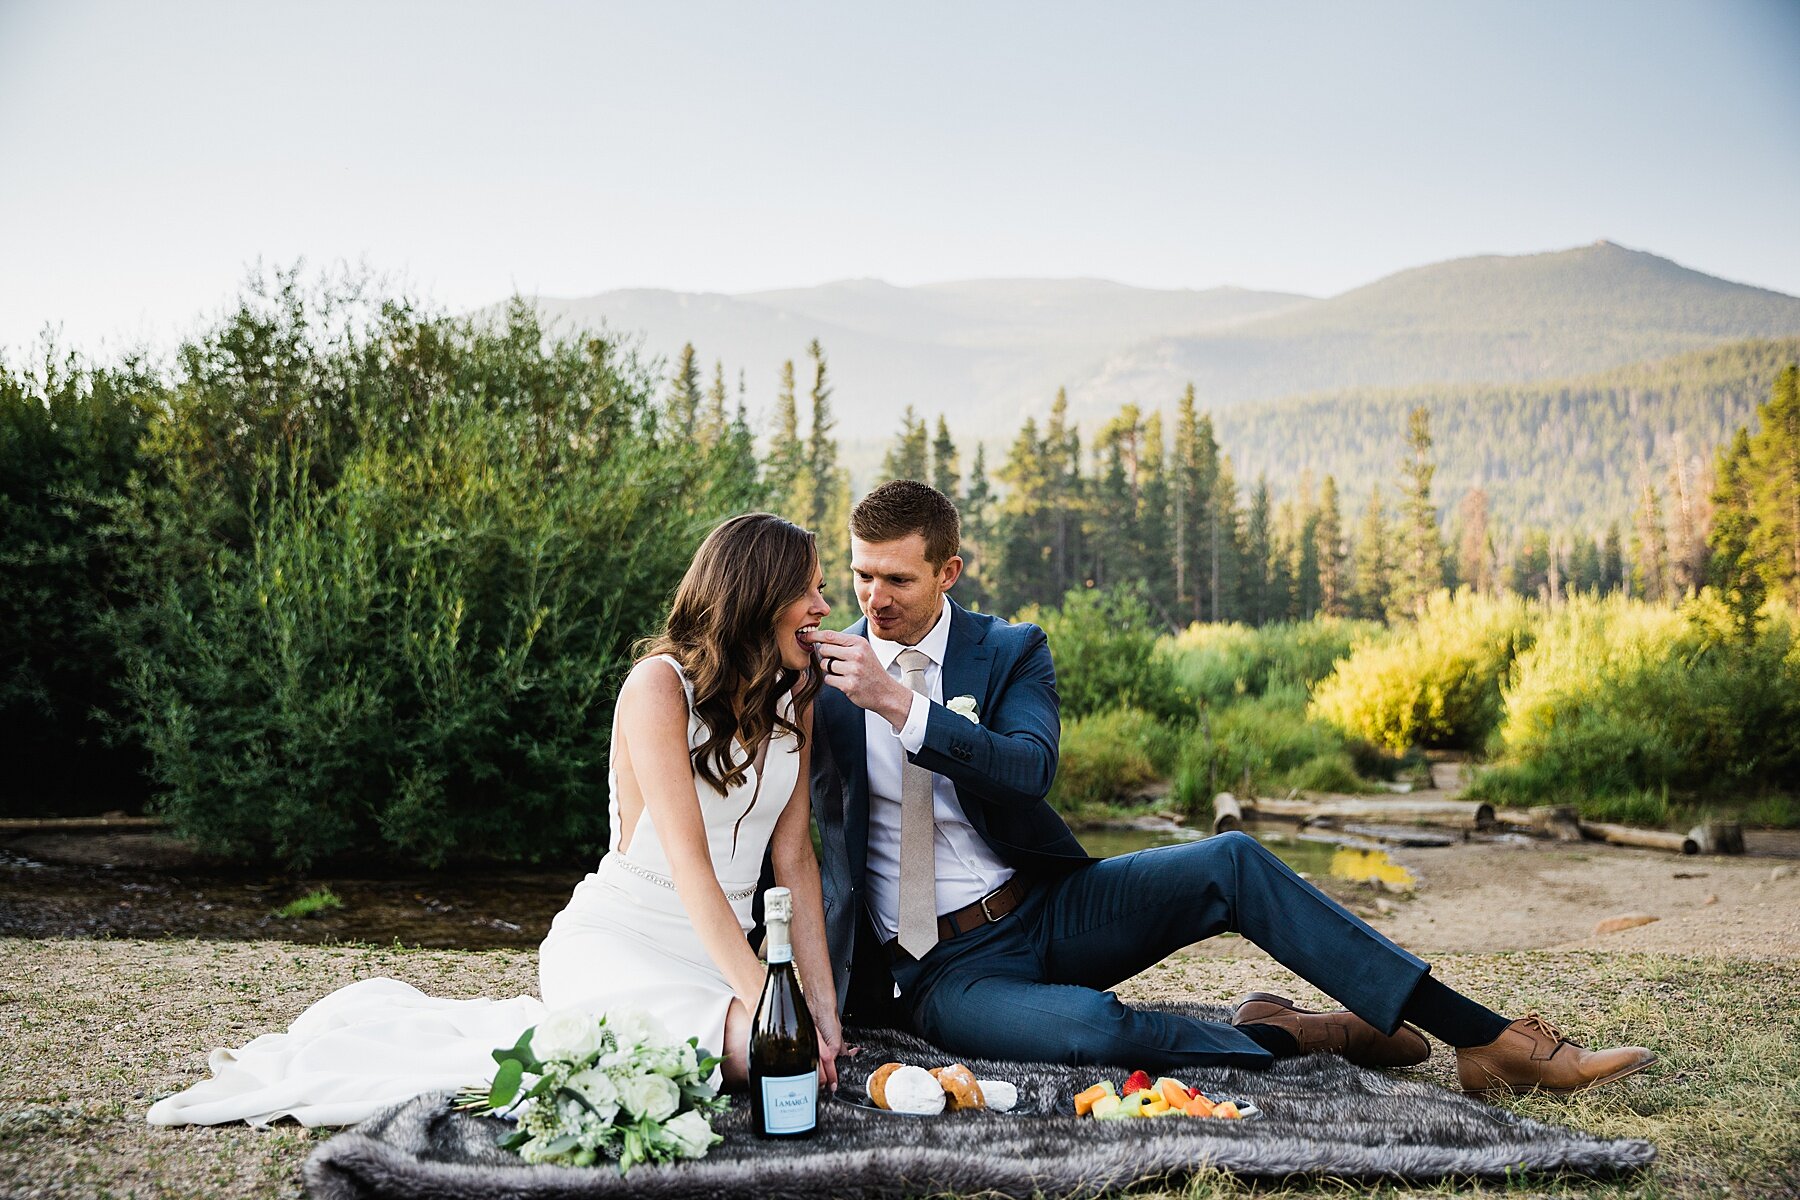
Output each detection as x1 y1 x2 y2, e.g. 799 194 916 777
834 616 872 885
939 598 993 728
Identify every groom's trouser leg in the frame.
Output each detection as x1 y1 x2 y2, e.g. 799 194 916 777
1040 832 1429 1034
894 882 1276 1068
895 832 1430 1068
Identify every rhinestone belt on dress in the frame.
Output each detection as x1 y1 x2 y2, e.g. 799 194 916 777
609 853 758 902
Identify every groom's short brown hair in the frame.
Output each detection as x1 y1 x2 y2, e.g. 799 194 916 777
851 479 961 567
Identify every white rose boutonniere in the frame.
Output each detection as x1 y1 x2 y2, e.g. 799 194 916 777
946 695 980 724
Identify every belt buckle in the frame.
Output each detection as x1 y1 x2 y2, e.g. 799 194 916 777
979 888 1003 923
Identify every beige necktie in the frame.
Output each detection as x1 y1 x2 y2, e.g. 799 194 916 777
894 648 939 959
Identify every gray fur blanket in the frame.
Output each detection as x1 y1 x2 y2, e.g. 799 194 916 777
304 1003 1654 1199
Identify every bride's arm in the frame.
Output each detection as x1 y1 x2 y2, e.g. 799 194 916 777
617 662 767 1008
771 701 842 1089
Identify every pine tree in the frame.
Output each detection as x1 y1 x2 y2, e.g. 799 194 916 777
1631 482 1669 602
1747 364 1800 599
930 415 960 500
1093 405 1143 589
1290 496 1321 620
1567 534 1603 595
1601 523 1626 594
958 442 995 609
881 405 929 481
997 418 1055 611
1390 406 1443 619
1044 389 1084 596
1508 529 1552 599
1315 475 1348 617
699 359 729 448
1352 486 1392 621
763 360 803 519
1242 478 1275 625
804 340 850 591
726 368 759 499
1171 384 1214 624
1665 449 1712 597
667 342 702 438
1137 411 1176 623
1455 488 1495 595
1709 428 1767 635
1209 454 1243 622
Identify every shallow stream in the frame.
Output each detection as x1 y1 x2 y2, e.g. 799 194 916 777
0 826 1414 949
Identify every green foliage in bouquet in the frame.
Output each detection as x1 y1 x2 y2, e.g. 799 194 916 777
462 1007 727 1172
1310 589 1536 751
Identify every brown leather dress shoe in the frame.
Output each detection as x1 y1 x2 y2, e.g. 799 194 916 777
1456 1013 1657 1095
1231 992 1431 1068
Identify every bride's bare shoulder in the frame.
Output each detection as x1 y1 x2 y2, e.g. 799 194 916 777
618 656 687 709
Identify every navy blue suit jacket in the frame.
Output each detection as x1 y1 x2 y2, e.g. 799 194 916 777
810 596 1093 1017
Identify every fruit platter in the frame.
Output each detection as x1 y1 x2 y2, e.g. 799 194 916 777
1074 1070 1261 1121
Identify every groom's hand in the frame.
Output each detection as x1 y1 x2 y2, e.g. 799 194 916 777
806 630 915 731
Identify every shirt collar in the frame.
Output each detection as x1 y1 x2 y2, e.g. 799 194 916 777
868 595 952 669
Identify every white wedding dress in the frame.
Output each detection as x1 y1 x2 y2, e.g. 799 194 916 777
146 655 800 1127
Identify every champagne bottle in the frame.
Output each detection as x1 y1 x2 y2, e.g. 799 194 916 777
749 886 818 1138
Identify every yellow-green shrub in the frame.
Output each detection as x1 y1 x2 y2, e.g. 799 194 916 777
1310 589 1535 751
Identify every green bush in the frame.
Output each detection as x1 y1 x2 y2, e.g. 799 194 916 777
1310 589 1535 752
1047 707 1181 818
1176 695 1374 807
1469 592 1800 815
0 347 163 812
1164 617 1385 708
1023 584 1191 722
111 288 761 868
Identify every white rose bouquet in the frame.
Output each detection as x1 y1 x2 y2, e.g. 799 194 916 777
457 1005 727 1172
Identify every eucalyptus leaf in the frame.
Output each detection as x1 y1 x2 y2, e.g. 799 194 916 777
487 1058 524 1110
544 1133 581 1156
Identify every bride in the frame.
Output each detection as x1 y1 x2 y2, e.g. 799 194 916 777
147 512 842 1127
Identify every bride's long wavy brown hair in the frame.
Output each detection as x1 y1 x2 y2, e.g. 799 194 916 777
637 512 824 797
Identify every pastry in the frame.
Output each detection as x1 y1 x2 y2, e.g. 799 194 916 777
976 1079 1018 1112
866 1062 904 1109
929 1064 986 1111
880 1064 947 1115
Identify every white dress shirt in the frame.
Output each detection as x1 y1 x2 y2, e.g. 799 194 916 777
864 597 1014 942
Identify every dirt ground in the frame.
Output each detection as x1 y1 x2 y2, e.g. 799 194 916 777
1206 827 1800 962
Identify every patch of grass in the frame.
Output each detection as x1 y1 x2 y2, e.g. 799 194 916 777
271 888 344 920
7 940 1789 1198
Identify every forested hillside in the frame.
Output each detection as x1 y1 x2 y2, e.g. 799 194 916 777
1212 336 1800 532
1058 242 1800 419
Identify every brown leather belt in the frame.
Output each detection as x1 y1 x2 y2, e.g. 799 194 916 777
936 876 1027 942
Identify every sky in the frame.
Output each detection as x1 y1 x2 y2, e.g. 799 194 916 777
2 0 1798 355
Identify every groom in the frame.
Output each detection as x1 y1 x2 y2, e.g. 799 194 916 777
803 480 1655 1094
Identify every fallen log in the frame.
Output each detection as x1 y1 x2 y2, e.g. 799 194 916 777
1243 794 1494 829
1581 821 1698 855
1690 823 1745 855
0 815 166 836
1340 823 1459 848
1211 793 1245 834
